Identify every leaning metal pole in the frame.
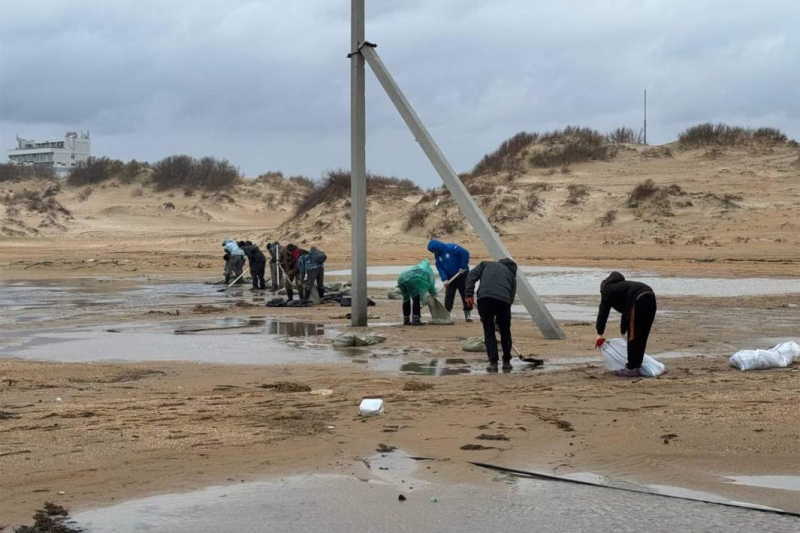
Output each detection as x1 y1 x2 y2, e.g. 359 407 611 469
349 0 368 327
359 44 565 339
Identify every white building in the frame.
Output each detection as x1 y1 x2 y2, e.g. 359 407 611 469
6 132 91 176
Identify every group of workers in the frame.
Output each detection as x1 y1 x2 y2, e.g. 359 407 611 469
221 239 327 302
401 239 657 376
221 236 657 377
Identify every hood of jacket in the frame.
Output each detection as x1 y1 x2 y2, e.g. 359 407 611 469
223 239 244 256
426 239 445 254
498 257 517 276
600 271 625 293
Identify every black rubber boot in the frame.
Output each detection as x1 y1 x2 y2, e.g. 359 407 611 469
403 316 411 326
502 361 513 373
486 362 499 373
411 316 423 326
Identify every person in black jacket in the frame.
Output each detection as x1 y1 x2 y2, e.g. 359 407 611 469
240 241 267 290
595 271 657 377
465 258 517 373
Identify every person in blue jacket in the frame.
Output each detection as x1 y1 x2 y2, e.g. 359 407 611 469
427 239 473 322
222 239 245 284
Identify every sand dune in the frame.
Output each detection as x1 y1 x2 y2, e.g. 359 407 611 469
1 140 799 279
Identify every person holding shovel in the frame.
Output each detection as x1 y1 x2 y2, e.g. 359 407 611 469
397 259 438 326
279 243 307 301
222 239 246 285
427 239 473 322
595 271 657 378
299 246 327 303
465 258 517 373
239 240 267 291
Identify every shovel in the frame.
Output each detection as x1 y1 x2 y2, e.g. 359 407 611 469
512 345 544 366
443 268 466 287
217 268 250 292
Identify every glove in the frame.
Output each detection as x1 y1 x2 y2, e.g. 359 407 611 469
594 337 606 349
465 297 474 309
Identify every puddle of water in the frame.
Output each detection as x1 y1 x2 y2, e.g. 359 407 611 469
727 476 800 492
4 267 799 327
0 280 255 326
0 318 333 365
170 316 325 337
512 302 599 321
370 356 544 376
399 361 473 376
540 473 784 511
326 266 800 297
365 450 427 487
72 468 798 532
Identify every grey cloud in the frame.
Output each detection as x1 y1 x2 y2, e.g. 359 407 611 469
1 0 798 185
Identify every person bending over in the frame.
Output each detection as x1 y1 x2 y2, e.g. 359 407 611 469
240 240 267 290
397 260 438 326
279 243 307 301
300 246 327 302
465 258 517 373
595 271 657 378
222 239 245 284
427 239 473 322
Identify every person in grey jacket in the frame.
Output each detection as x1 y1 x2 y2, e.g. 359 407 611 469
465 258 517 373
299 247 327 302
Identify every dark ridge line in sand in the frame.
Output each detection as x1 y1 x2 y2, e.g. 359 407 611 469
468 461 800 519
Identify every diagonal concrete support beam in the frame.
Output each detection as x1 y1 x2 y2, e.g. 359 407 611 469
360 44 564 339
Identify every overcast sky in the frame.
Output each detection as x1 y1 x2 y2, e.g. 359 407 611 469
1 0 798 186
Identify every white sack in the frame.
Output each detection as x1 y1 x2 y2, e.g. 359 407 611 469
600 338 666 377
729 341 799 371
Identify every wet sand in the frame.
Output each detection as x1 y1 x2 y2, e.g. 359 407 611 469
2 271 800 526
72 453 800 533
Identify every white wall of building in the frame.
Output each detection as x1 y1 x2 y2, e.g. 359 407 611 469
6 132 91 176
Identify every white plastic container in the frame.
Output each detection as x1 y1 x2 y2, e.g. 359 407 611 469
600 338 666 377
359 398 385 416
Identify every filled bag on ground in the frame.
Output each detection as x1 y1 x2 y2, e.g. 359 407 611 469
462 337 488 352
600 338 666 377
729 341 799 371
332 332 387 347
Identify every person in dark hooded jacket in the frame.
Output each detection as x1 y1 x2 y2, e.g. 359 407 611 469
279 243 307 301
427 239 473 322
240 241 267 290
465 258 517 373
595 272 657 377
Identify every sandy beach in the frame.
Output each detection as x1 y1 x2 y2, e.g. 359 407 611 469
2 141 800 526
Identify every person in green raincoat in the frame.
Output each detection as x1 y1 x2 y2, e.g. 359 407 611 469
397 259 438 326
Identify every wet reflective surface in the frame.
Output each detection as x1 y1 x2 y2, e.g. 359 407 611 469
327 265 800 297
727 476 800 492
0 278 264 326
72 456 800 533
0 317 332 365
